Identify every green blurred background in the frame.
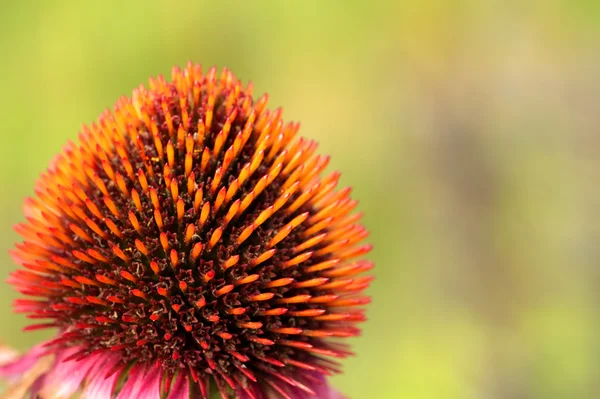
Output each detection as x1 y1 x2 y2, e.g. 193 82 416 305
1 1 600 398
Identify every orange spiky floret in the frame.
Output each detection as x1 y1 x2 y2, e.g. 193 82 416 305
8 63 373 398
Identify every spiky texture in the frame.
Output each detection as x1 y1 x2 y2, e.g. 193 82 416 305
9 63 373 398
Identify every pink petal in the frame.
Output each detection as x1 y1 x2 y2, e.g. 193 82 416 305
116 364 149 399
311 375 345 399
80 354 121 399
38 348 100 398
167 372 191 399
137 364 162 399
0 343 46 380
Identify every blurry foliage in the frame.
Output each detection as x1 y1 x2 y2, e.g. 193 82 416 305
1 1 600 398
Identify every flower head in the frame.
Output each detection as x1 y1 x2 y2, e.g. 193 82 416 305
4 63 372 398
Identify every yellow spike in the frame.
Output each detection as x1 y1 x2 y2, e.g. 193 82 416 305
317 186 352 209
163 165 172 189
197 120 205 148
83 163 95 184
138 170 149 193
128 211 142 234
326 223 361 243
237 163 251 186
92 174 109 196
266 163 282 185
236 224 255 245
181 98 190 130
251 249 276 266
105 218 124 238
311 179 339 205
150 188 160 209
221 146 234 174
214 187 226 214
285 185 317 215
200 147 210 174
131 189 143 212
193 189 203 213
300 156 330 187
235 274 259 286
101 159 115 182
211 168 223 196
223 255 239 270
238 192 255 216
267 225 292 249
208 227 223 250
304 259 340 273
71 184 89 203
289 212 310 228
187 172 196 196
154 209 164 230
255 121 271 149
267 212 309 248
185 152 193 177
329 198 358 220
213 130 225 158
70 204 87 222
308 200 341 224
254 206 274 228
239 110 256 151
177 125 185 149
232 132 244 159
313 239 350 257
170 179 179 202
293 233 327 253
333 212 364 229
115 173 129 197
303 216 334 237
160 232 169 252
177 198 185 222
266 130 284 161
250 149 265 175
252 175 269 197
166 140 175 167
162 101 174 136
272 194 291 215
205 92 215 131
199 202 210 228
103 197 120 218
283 251 314 268
225 180 239 203
122 157 135 180
270 149 288 172
85 218 108 240
263 278 294 289
184 224 195 244
84 199 104 220
170 249 179 268
112 245 130 262
135 239 149 256
281 164 305 191
88 249 110 263
190 242 203 262
154 136 164 159
186 134 194 154
254 93 269 116
222 200 240 227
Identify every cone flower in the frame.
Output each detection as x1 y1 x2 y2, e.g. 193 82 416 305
2 63 373 399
